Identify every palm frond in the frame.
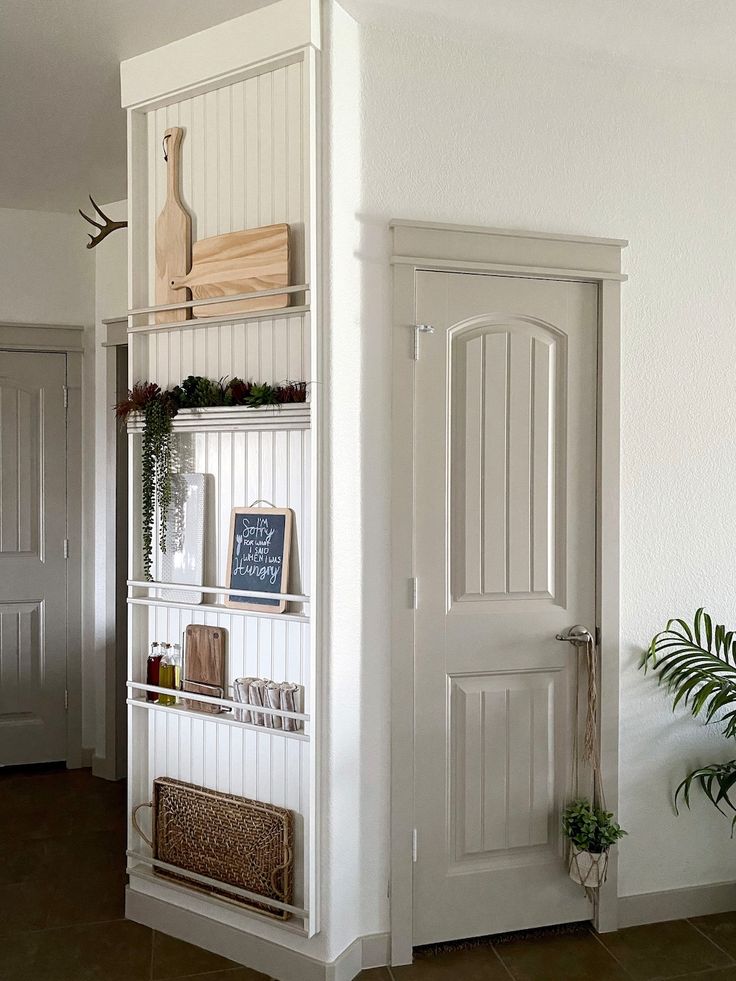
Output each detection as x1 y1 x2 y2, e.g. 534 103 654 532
675 760 736 833
642 608 736 740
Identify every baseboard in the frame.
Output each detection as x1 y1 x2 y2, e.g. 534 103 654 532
91 753 118 781
329 933 389 981
126 888 390 981
80 746 93 767
619 881 736 928
361 932 391 970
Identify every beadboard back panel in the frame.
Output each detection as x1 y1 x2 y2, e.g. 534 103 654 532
126 41 319 943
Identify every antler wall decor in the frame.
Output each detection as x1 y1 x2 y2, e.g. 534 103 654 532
79 196 128 249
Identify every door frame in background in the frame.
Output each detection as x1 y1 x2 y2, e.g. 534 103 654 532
389 221 627 964
94 317 128 782
0 322 83 769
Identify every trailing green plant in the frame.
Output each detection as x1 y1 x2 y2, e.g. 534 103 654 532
115 375 308 580
562 799 627 854
116 382 176 579
642 609 736 831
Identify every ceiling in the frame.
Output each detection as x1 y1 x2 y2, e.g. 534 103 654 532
3 0 736 213
0 0 274 213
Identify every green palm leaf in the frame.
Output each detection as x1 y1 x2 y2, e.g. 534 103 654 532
643 609 736 830
642 608 736 739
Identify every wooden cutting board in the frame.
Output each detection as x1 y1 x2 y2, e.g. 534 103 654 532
170 223 289 318
183 624 226 688
155 127 191 323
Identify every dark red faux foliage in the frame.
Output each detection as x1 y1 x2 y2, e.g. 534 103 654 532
274 381 308 403
114 381 162 420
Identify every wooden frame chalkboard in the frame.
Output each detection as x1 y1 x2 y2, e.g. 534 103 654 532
225 507 293 612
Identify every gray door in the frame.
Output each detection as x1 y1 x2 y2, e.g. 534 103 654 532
0 351 68 764
412 272 598 942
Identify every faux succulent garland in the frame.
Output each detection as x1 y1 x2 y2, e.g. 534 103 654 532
115 376 308 580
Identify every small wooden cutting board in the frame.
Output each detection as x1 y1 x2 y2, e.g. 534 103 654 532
183 624 226 688
170 223 289 318
155 127 191 323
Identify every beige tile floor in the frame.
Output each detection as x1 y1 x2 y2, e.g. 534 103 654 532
1 765 735 981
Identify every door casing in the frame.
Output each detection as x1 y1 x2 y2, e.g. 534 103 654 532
0 322 83 769
389 221 626 965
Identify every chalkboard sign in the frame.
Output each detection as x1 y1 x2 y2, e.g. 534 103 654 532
225 507 293 613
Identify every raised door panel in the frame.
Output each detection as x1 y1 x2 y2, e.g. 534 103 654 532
451 321 565 608
0 382 41 557
450 671 561 868
0 602 43 722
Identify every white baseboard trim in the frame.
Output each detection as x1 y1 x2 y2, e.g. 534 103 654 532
80 746 94 767
329 933 389 981
361 932 391 970
126 889 390 981
619 881 736 928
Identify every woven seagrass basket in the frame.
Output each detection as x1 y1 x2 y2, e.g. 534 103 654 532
133 777 294 920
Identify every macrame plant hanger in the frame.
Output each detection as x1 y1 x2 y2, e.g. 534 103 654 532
561 625 606 905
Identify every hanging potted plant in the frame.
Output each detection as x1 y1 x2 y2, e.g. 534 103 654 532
562 798 627 887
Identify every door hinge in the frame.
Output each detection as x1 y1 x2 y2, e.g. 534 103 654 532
63 539 69 559
62 385 69 409
410 577 418 610
64 690 69 711
413 323 435 360
412 828 418 863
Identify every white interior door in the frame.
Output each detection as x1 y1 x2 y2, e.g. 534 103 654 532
412 271 598 943
0 351 68 765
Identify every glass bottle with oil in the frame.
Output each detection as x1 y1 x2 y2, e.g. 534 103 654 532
158 643 181 705
146 642 162 702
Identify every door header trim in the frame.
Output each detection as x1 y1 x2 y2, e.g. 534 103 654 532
390 218 628 249
390 220 628 285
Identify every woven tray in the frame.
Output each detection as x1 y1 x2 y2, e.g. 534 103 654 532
133 777 293 920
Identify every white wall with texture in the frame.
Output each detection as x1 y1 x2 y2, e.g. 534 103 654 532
328 3 736 923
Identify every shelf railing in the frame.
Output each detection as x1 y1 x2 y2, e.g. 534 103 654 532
128 283 310 317
128 579 309 604
126 697 309 741
127 681 308 723
126 852 308 918
128 304 310 335
127 595 309 623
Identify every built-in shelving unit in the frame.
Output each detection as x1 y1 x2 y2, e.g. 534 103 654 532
123 11 321 948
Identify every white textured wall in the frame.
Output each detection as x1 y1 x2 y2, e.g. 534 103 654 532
0 208 93 325
331 8 736 919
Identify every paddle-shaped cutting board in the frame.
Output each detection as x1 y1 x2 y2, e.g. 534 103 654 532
170 223 289 318
155 127 191 323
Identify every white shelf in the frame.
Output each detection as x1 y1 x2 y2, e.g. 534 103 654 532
128 304 310 335
127 698 309 741
128 596 309 623
126 404 310 433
